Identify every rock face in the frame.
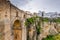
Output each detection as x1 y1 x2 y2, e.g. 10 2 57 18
39 22 59 40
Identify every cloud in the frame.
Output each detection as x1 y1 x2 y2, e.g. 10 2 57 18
10 0 31 7
10 0 60 13
20 0 48 13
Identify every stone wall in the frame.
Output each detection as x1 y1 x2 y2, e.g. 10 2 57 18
0 0 33 40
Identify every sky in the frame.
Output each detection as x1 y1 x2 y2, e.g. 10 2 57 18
10 0 60 13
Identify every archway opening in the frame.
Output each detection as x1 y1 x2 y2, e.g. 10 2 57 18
13 20 22 40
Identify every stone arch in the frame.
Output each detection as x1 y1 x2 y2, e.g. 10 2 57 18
27 26 35 40
12 17 21 24
12 19 22 40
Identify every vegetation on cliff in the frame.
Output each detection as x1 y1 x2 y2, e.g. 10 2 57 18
42 33 60 40
25 16 41 34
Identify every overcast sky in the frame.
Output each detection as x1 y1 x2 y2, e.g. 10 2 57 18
10 0 60 13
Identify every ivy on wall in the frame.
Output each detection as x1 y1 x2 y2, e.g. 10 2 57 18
36 21 41 35
25 17 35 27
25 16 41 35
